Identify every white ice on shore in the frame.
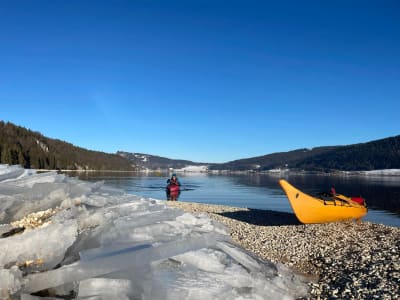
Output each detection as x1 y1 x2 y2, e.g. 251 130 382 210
0 164 309 299
358 169 400 176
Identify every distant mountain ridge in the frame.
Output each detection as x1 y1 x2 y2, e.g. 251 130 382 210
117 151 205 170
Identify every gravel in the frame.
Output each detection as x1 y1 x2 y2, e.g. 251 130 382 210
167 201 400 299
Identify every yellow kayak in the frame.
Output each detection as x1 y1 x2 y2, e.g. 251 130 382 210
279 179 367 224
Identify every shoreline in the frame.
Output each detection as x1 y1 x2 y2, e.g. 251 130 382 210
166 201 400 299
35 168 400 177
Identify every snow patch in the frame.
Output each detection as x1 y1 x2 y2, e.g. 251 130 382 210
359 169 400 176
173 165 208 173
35 140 49 153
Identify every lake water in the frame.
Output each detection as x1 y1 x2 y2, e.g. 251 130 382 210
75 172 400 227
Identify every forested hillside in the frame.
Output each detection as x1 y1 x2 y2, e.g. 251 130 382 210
208 147 339 171
294 136 400 171
209 136 400 172
0 121 136 170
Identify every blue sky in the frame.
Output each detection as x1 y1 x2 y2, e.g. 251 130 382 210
1 1 399 163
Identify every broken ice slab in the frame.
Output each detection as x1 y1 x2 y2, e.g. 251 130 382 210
216 243 309 298
142 264 235 300
71 201 182 237
99 219 184 245
216 241 263 272
2 181 106 223
77 278 133 299
143 259 276 299
141 252 299 300
97 208 227 247
82 209 185 253
77 212 219 263
172 248 227 273
60 208 184 265
3 170 61 188
21 232 228 293
0 165 25 182
8 184 70 222
80 243 152 262
100 198 166 217
0 220 78 270
1 183 69 224
0 183 30 196
113 208 184 228
0 266 22 297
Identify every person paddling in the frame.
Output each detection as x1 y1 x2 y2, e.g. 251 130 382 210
167 173 181 186
166 173 181 201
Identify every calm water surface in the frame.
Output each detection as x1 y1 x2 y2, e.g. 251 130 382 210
75 172 400 227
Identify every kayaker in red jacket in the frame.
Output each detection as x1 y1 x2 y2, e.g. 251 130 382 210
167 173 181 186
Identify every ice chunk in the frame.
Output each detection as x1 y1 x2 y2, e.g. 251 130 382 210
11 185 69 222
1 179 106 223
5 171 61 188
142 265 234 300
113 208 184 230
271 263 310 298
0 165 25 182
0 220 78 269
172 248 227 273
22 233 227 293
101 222 175 245
215 244 308 299
216 242 262 272
92 210 185 248
141 256 275 300
1 184 69 223
147 246 306 300
175 212 229 235
77 278 133 299
0 183 30 196
0 266 22 297
79 243 152 262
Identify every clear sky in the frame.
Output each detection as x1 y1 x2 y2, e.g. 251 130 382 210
1 1 399 163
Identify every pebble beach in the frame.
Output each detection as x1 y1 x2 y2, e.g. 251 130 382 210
167 201 400 299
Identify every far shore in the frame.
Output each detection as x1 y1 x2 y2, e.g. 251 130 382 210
37 167 400 177
43 169 140 173
166 201 400 299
